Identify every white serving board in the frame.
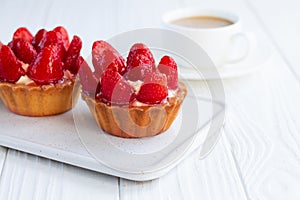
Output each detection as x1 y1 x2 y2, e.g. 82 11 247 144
0 96 224 181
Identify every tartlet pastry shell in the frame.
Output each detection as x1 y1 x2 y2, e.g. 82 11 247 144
82 82 187 138
0 79 80 117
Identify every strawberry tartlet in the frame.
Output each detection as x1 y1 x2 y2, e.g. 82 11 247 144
0 27 82 116
79 41 187 138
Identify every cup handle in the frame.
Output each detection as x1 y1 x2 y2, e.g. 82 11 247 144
225 32 256 64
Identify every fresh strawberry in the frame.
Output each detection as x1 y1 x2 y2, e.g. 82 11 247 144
0 42 3 49
127 43 155 67
78 56 98 94
100 69 135 104
10 38 37 64
92 40 126 77
33 29 65 60
13 27 33 43
143 71 167 85
57 43 66 61
68 54 81 75
125 63 154 81
64 35 82 74
104 58 127 73
27 44 64 85
32 29 47 52
95 83 102 99
37 30 64 52
137 83 168 104
111 56 126 75
158 55 178 89
137 72 168 104
7 41 13 49
53 26 69 50
126 43 155 81
0 45 25 83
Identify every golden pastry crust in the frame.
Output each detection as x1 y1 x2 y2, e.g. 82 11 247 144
82 82 187 138
0 79 80 117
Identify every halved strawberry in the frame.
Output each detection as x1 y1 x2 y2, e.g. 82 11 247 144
158 55 178 89
33 30 65 61
78 56 98 94
7 41 13 49
27 44 64 85
13 27 33 43
32 29 47 52
143 71 167 85
0 45 25 83
137 72 168 104
10 38 37 64
92 40 126 77
64 35 82 74
57 43 66 61
53 26 69 50
126 43 155 81
37 30 64 52
100 69 135 104
104 58 127 73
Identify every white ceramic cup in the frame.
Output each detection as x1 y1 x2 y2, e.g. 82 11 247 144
162 9 255 68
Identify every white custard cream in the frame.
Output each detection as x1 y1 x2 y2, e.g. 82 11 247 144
127 80 143 92
16 75 34 85
16 63 34 85
15 63 74 86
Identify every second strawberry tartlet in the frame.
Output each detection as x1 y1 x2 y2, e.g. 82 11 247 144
79 41 187 138
0 27 82 116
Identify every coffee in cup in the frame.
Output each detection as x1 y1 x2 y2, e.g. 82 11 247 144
162 9 255 67
171 16 234 28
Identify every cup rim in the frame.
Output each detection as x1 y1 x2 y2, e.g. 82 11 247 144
161 8 240 31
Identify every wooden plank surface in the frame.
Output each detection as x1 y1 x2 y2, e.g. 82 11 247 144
120 132 248 200
0 0 300 199
0 149 119 200
244 0 300 79
228 0 300 199
0 147 7 177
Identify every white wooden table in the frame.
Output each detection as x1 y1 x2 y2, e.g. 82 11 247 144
1 0 300 199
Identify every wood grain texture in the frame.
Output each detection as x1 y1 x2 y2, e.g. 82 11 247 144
0 147 7 176
0 1 244 199
244 0 300 81
220 0 300 199
0 0 300 199
120 132 248 200
0 150 119 200
223 56 300 200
